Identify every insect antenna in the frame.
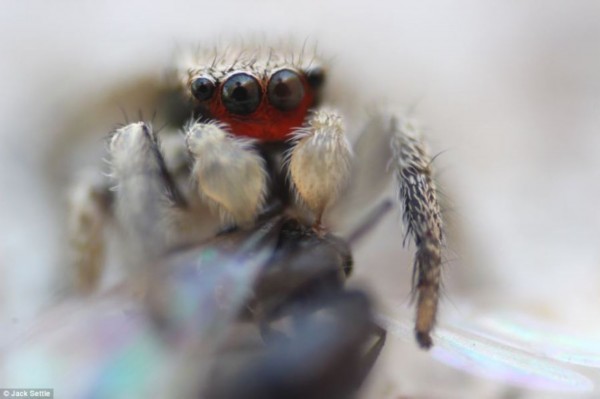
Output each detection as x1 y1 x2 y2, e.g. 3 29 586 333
345 199 393 247
145 127 188 209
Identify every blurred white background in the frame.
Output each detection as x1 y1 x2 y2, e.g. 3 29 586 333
1 1 600 398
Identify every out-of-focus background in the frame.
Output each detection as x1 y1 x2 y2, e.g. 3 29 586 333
1 1 600 398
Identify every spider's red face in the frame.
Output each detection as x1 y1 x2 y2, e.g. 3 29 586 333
188 65 325 141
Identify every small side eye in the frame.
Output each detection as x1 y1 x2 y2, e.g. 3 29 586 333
221 73 262 115
267 69 305 111
305 66 326 89
191 77 216 101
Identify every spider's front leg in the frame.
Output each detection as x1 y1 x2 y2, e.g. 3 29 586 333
389 116 443 349
287 110 353 232
185 122 268 228
353 112 443 349
109 122 189 267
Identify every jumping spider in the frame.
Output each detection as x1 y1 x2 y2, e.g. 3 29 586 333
68 43 444 349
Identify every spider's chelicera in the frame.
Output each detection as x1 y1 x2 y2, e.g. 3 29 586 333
69 43 445 350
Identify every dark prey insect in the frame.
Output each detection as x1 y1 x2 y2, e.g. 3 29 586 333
6 191 390 398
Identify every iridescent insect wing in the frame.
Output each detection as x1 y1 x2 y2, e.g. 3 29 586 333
1 220 281 399
459 312 600 369
378 313 595 393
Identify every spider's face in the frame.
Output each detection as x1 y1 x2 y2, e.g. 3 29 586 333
184 49 325 141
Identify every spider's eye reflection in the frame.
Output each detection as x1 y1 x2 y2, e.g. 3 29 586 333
267 69 305 111
191 77 216 101
221 73 262 115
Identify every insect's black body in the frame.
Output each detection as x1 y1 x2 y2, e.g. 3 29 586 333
160 215 386 399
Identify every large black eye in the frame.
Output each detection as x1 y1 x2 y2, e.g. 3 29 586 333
221 73 262 115
191 76 216 101
305 66 326 89
267 69 305 111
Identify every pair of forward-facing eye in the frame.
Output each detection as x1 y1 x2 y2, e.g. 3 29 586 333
191 69 305 115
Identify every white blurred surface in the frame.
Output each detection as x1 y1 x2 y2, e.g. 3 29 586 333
1 1 600 397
